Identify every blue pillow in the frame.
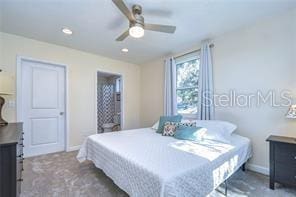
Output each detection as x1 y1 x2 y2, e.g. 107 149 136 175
156 115 182 133
174 126 204 141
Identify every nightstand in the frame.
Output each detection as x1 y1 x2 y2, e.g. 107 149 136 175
266 135 296 190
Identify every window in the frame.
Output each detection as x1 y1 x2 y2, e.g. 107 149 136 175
176 53 200 115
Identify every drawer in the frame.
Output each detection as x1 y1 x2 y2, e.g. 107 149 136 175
16 156 24 196
16 179 21 197
17 143 24 157
275 143 296 164
275 163 296 186
16 170 23 197
17 157 24 179
18 135 24 144
18 132 24 144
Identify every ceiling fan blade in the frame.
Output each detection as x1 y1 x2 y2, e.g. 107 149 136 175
112 0 135 22
145 23 176 34
116 30 129 41
144 9 172 17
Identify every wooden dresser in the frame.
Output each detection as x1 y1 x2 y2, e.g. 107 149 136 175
0 123 24 197
266 135 296 190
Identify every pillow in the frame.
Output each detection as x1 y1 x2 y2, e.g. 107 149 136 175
162 123 177 136
174 126 206 141
162 122 196 136
192 120 237 143
194 120 237 135
181 119 196 123
166 121 197 128
156 115 182 133
151 121 159 130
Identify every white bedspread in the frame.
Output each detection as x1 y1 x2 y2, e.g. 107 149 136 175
77 128 252 197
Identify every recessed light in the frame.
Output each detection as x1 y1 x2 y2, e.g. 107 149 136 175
62 28 73 35
121 48 129 53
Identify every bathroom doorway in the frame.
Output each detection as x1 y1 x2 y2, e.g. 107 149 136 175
96 71 122 133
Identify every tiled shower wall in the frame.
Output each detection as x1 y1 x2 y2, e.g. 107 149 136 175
97 75 120 132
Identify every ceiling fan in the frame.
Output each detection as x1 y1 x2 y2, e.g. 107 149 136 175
112 0 176 41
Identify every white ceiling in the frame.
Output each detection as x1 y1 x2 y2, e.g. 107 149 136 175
1 0 296 64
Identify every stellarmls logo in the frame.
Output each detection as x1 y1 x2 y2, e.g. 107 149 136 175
200 90 293 108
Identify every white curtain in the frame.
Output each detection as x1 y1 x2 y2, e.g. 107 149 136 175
164 57 177 116
197 41 215 120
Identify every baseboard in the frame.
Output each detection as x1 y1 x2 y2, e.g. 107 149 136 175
67 145 81 152
246 163 269 176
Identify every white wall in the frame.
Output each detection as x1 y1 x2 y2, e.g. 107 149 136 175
140 58 165 127
0 32 141 148
140 9 296 173
213 9 296 173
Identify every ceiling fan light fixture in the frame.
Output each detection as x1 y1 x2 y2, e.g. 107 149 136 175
112 0 176 41
121 48 129 52
129 24 144 38
62 28 73 35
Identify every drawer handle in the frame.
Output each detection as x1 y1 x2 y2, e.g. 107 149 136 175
17 178 23 182
18 153 24 158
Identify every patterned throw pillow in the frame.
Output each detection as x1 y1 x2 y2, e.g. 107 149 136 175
162 122 177 136
162 121 197 136
167 121 197 128
156 115 182 133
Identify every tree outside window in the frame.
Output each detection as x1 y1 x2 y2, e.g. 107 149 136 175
176 58 199 115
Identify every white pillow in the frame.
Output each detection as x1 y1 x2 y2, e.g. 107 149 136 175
151 121 159 130
181 119 195 123
193 120 237 143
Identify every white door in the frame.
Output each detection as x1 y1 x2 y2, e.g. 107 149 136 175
21 59 65 157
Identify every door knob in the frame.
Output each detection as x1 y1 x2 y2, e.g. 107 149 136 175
60 112 64 115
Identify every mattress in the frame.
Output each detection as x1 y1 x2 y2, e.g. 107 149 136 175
77 128 252 197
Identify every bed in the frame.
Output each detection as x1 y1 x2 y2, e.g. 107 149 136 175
77 127 252 197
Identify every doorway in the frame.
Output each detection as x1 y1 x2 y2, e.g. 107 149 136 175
17 57 67 157
96 71 122 133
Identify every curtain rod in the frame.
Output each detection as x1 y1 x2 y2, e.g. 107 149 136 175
174 43 214 59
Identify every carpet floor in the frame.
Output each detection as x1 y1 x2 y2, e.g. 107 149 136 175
21 151 296 197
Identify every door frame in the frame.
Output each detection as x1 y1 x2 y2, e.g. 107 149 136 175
95 70 124 132
16 56 70 153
